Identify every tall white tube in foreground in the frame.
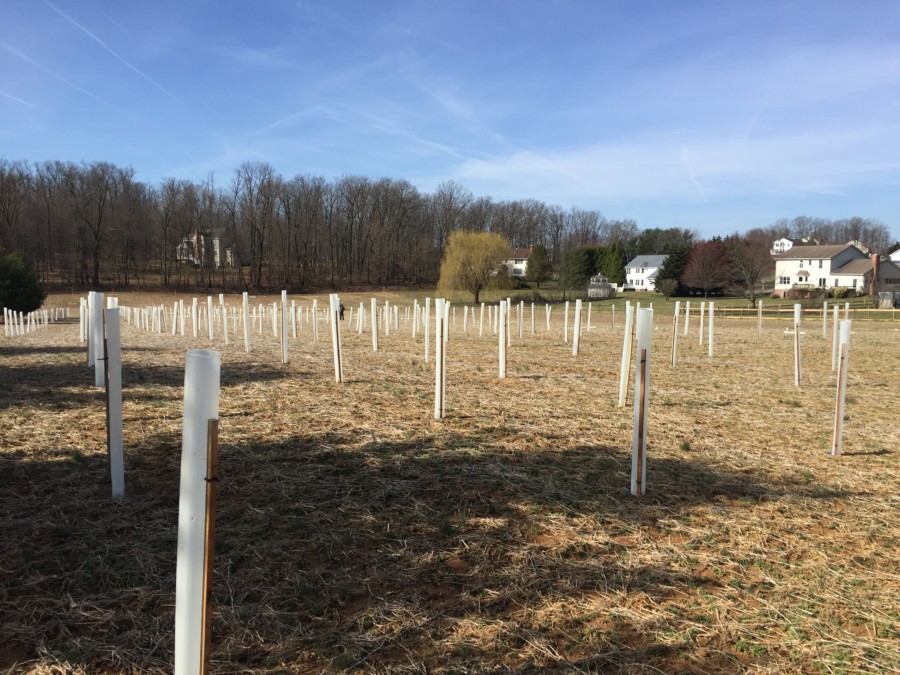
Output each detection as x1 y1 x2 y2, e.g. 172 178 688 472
707 302 715 358
242 292 250 353
832 320 851 456
698 301 705 346
105 308 124 499
794 303 802 387
683 301 690 336
281 291 289 364
93 292 105 387
630 308 653 496
175 350 221 675
498 301 507 378
617 302 634 407
831 305 839 371
572 299 582 356
671 301 681 367
329 294 343 382
434 299 446 419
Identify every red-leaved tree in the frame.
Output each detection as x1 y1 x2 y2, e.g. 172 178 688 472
682 241 731 297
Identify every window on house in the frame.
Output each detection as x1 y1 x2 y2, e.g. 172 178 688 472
819 278 826 287
818 260 823 269
799 261 804 268
778 276 791 285
851 279 857 288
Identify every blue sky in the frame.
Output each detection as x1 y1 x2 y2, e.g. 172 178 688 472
2 0 899 239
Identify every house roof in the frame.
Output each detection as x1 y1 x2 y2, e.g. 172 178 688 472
504 247 532 260
625 254 668 269
775 244 860 260
832 259 874 276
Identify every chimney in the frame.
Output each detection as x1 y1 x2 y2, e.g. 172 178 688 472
871 253 880 296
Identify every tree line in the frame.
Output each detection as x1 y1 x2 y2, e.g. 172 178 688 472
0 157 894 292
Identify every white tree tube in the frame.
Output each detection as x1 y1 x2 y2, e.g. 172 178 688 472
242 292 250 353
822 301 828 338
174 349 220 675
518 301 524 338
844 302 849 321
445 302 451 344
219 295 228 345
105 308 124 499
698 301 705 346
506 298 512 347
564 301 570 343
757 299 763 338
617 302 634 407
87 293 96 364
587 302 592 332
794 304 802 386
93 292 105 387
498 301 507 378
832 320 851 456
192 298 198 338
831 305 839 371
312 299 319 342
372 298 379 353
611 304 615 329
412 300 419 337
423 297 430 360
572 299 582 356
708 302 715 358
630 308 653 496
479 302 485 337
531 302 535 335
671 301 681 367
290 300 297 340
683 301 690 336
206 297 213 340
281 292 289 364
545 304 551 331
434 299 445 419
329 294 343 382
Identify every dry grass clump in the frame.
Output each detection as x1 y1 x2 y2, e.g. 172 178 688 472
1 292 899 673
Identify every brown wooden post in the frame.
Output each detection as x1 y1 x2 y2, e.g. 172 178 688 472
635 348 647 495
200 419 219 675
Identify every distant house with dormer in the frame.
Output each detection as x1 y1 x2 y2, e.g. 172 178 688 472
774 243 900 297
625 255 668 291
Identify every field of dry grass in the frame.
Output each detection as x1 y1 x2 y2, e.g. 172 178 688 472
2 291 899 674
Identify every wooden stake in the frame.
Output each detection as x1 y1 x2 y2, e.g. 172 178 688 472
200 419 219 675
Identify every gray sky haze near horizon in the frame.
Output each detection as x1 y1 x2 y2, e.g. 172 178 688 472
2 0 899 240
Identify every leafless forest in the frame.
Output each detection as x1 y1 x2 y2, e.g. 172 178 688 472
0 158 893 292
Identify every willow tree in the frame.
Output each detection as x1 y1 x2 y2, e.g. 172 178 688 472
437 230 509 303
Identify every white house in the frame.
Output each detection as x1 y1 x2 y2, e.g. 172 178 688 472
770 238 795 256
624 255 667 291
501 247 532 278
773 243 900 297
890 249 900 264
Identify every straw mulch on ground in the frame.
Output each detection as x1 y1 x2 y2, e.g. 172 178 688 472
1 292 898 674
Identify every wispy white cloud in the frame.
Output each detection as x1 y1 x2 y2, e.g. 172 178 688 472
0 39 118 110
43 0 182 104
0 88 47 111
450 125 900 207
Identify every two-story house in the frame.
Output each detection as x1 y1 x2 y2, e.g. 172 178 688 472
501 247 532 279
773 243 900 297
624 255 668 291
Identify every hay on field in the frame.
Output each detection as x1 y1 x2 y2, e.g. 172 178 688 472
1 292 898 673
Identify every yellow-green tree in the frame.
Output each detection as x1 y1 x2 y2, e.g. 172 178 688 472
437 230 510 303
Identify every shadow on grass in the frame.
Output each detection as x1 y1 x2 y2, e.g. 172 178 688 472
0 424 868 672
0 357 303 409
